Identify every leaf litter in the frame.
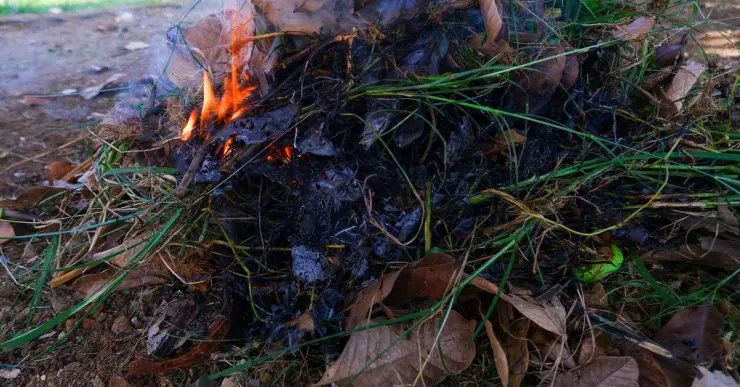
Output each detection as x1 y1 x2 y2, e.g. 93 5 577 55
554 356 639 387
0 0 738 386
316 311 476 386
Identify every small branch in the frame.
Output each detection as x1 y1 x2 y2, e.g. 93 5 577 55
175 141 210 198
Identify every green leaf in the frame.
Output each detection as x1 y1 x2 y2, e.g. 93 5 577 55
574 245 625 282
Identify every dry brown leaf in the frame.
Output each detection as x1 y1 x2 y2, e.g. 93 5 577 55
699 236 740 259
316 311 476 386
628 348 670 387
166 14 229 88
554 356 639 387
505 318 530 387
254 0 357 35
347 253 461 329
474 275 568 353
654 303 725 367
663 61 706 114
61 158 91 183
21 96 53 106
0 220 15 246
653 356 701 387
69 249 209 297
615 16 655 38
472 0 507 55
504 46 566 114
0 186 68 210
717 204 739 227
562 55 580 90
80 73 126 100
505 294 566 337
530 326 577 368
676 213 740 236
147 297 199 357
469 0 511 57
287 310 315 332
483 129 527 159
578 332 613 366
346 267 403 329
108 375 132 387
585 282 607 309
483 319 509 386
69 265 169 298
384 253 461 304
47 161 74 183
655 44 685 68
127 317 228 377
480 0 503 41
471 275 503 295
641 244 740 270
90 232 154 267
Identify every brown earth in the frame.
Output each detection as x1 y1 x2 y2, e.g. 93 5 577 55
0 4 188 197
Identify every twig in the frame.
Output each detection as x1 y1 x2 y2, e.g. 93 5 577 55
175 141 210 198
231 30 312 49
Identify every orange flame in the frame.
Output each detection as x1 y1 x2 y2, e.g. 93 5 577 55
283 146 294 162
180 9 256 156
265 145 295 164
181 109 197 140
200 72 219 131
222 136 235 158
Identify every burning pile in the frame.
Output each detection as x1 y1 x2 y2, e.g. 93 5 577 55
1 0 737 385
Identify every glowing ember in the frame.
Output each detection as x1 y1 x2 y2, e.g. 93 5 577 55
265 145 296 165
283 146 294 162
181 109 197 140
222 136 235 158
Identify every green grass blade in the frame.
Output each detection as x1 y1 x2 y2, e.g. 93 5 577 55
28 234 59 322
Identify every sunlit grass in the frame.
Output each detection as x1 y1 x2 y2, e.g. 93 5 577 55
0 0 170 15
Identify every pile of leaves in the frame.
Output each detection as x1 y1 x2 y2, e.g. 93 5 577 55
0 0 738 385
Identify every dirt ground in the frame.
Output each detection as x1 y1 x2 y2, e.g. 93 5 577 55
0 4 188 197
0 5 193 386
0 1 737 386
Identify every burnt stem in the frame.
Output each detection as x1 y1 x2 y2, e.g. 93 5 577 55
175 141 210 198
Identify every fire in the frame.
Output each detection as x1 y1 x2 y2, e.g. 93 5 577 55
222 136 235 158
283 146 294 162
200 72 219 131
180 10 256 144
265 145 295 165
181 109 197 140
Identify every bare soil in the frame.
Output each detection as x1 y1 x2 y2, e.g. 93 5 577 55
0 5 194 386
0 4 185 197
